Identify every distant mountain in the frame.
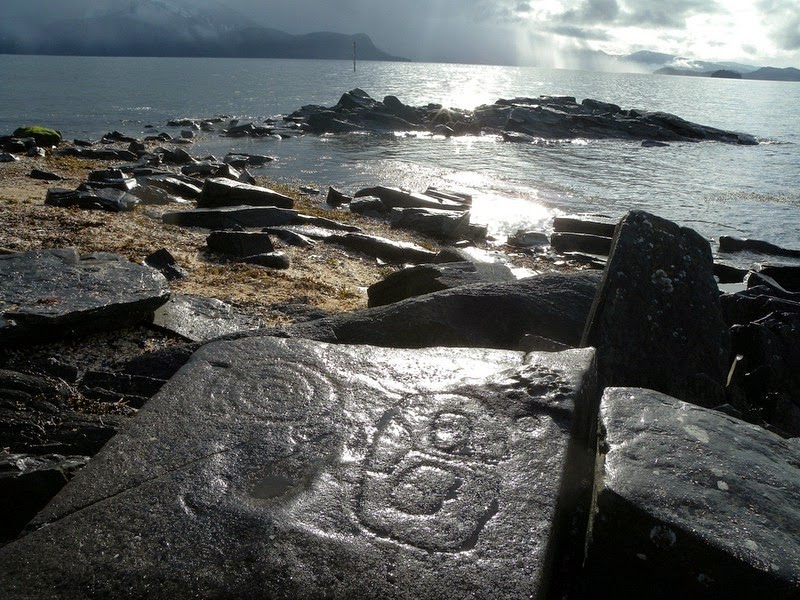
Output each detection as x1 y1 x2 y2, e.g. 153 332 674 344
621 50 799 82
0 0 406 61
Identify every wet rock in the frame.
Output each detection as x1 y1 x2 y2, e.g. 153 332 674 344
389 206 473 241
206 231 275 258
582 210 730 406
0 454 88 544
143 248 187 281
367 261 516 307
197 177 294 209
550 232 613 256
268 271 601 349
0 152 19 163
223 152 274 167
156 146 196 165
751 264 800 293
355 186 470 211
325 232 437 264
718 235 800 259
0 248 169 345
553 214 619 238
584 387 800 599
45 187 139 212
162 206 298 229
714 261 749 284
0 339 598 599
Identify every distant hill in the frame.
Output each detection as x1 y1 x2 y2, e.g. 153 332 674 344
627 51 799 82
0 0 406 61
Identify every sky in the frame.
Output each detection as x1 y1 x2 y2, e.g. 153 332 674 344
4 0 800 68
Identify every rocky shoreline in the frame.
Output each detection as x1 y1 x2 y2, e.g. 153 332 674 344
1 109 798 598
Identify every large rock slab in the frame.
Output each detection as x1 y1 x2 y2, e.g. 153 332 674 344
0 339 599 599
325 232 437 264
162 205 298 229
584 387 800 598
367 261 517 307
0 249 169 345
268 271 601 349
582 210 730 406
197 177 294 209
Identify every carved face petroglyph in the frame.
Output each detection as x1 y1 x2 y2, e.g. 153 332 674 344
357 393 510 553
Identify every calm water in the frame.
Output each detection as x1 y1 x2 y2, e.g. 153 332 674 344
2 55 799 247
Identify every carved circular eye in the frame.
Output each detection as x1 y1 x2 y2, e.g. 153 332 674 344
391 464 462 515
431 412 471 453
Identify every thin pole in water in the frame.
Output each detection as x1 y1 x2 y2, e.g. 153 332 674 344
353 41 356 72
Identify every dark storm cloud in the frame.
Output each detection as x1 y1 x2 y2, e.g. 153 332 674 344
758 0 800 50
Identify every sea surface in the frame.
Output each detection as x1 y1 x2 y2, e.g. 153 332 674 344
2 55 799 250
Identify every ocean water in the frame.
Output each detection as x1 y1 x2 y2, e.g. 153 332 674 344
1 55 799 249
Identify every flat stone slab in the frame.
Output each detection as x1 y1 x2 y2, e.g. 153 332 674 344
0 339 598 599
162 205 298 229
586 387 800 598
197 177 294 209
152 295 261 342
0 249 169 345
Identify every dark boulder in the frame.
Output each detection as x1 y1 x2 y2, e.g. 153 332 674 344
0 338 598 599
197 177 294 209
143 248 187 281
263 271 601 350
751 263 800 292
367 261 516 307
326 186 352 206
45 187 139 212
138 175 202 200
206 231 275 258
389 207 473 241
242 252 290 269
582 210 730 406
550 232 613 256
325 232 437 264
349 196 388 217
29 169 64 181
728 311 800 435
55 147 138 161
0 249 169 345
584 387 800 599
718 235 800 258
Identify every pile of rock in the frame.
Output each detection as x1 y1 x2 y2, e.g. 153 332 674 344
1 205 797 598
285 88 759 145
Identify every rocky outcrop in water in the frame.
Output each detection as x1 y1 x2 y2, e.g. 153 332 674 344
286 89 759 145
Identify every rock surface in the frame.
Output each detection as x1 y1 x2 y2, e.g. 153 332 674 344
582 210 730 406
287 89 758 145
264 271 601 349
0 339 599 599
152 295 262 342
584 387 800 598
367 261 516 307
0 249 169 345
197 177 294 209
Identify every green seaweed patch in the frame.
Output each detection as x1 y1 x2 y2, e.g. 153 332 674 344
13 125 63 147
